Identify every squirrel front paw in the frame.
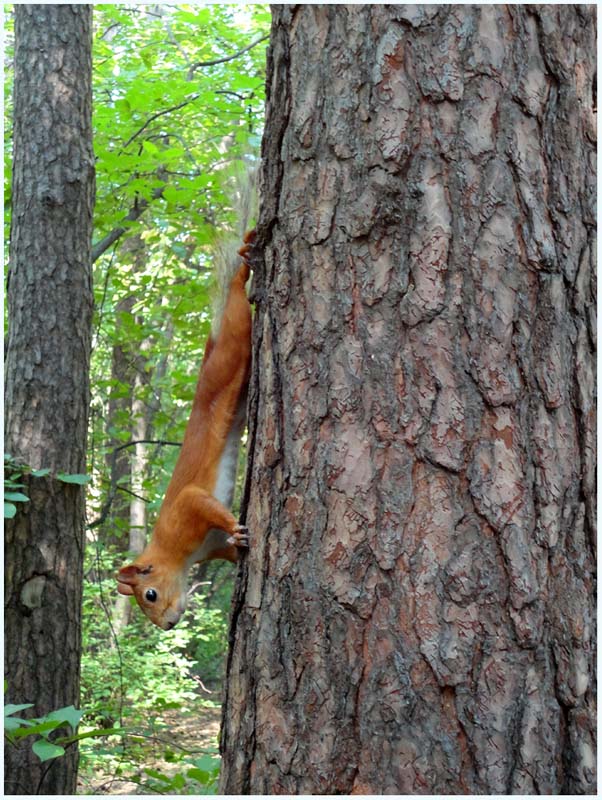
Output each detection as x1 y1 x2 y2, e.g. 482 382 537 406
227 524 249 548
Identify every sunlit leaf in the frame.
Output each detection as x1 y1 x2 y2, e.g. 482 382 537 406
32 739 65 763
4 502 16 519
56 473 92 485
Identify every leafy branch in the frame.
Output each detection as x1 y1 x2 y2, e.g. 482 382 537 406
92 185 165 262
186 33 269 79
122 95 201 150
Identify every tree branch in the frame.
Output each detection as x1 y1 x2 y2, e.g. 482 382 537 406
92 34 268 261
122 95 200 150
112 438 182 453
117 485 150 504
87 439 181 529
186 34 269 80
91 185 165 262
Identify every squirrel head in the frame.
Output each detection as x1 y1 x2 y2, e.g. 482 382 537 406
116 558 188 630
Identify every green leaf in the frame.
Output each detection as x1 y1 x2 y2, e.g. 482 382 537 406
141 50 154 69
115 98 131 117
56 473 92 485
142 140 159 155
171 773 186 789
144 768 172 783
4 491 29 503
4 719 25 735
4 703 34 717
30 468 50 477
32 739 65 762
162 185 180 204
4 717 35 734
4 478 24 488
187 768 210 783
11 719 63 739
192 754 221 771
4 502 16 519
45 705 84 730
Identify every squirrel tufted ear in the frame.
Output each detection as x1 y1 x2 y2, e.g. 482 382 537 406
116 563 153 590
117 564 142 586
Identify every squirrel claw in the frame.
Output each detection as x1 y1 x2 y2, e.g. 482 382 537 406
238 230 257 261
228 525 250 548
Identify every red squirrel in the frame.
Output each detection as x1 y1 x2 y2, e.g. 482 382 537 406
116 230 255 630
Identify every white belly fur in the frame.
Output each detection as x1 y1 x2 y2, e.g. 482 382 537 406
213 422 242 507
186 392 247 568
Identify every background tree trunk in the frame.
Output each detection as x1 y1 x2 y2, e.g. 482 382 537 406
220 5 596 795
4 5 94 795
105 295 138 539
107 237 153 633
110 363 150 633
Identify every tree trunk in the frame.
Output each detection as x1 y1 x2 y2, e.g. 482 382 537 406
106 236 153 631
112 335 151 633
220 5 596 795
4 5 94 795
104 295 137 541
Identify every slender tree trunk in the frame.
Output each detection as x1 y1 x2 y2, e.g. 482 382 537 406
112 343 151 633
4 5 94 795
108 235 155 632
105 295 137 539
220 5 596 795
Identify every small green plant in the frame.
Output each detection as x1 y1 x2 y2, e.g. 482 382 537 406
4 452 91 518
140 752 220 795
4 702 122 762
4 453 33 518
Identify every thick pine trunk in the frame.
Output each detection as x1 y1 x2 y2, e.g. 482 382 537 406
219 5 596 795
4 5 94 795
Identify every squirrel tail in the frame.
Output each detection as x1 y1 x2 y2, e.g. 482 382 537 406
211 163 257 337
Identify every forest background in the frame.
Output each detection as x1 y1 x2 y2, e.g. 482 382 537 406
4 4 269 794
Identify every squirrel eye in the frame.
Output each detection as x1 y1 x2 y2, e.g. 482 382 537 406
145 589 158 603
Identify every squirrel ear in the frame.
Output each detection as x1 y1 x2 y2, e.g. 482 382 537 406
117 564 142 586
117 581 135 596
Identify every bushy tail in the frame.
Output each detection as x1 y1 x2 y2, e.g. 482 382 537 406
211 163 258 337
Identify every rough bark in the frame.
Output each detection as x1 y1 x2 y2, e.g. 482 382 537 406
220 5 596 795
4 5 94 795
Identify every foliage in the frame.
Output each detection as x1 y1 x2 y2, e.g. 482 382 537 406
81 564 198 719
4 701 122 764
4 697 220 794
79 545 234 792
3 453 90 518
80 738 221 795
141 754 221 795
3 454 29 519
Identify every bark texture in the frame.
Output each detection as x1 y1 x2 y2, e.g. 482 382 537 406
4 5 94 795
220 4 596 795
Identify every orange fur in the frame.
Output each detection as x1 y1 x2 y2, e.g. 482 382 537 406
116 232 254 630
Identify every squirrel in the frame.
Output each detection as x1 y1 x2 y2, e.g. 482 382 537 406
116 215 255 630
